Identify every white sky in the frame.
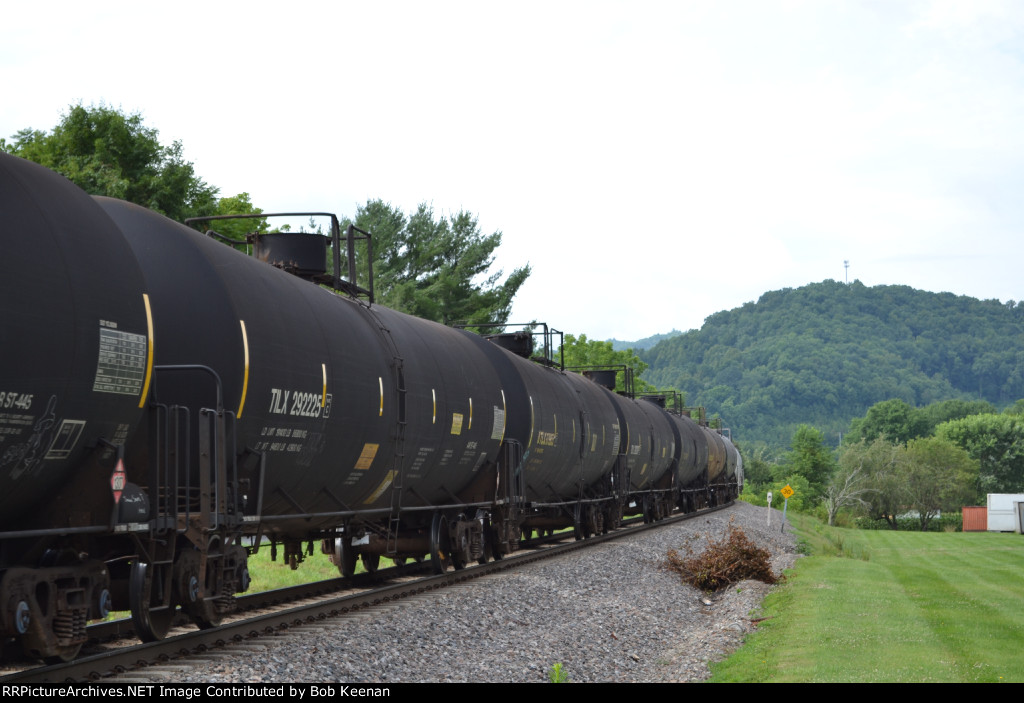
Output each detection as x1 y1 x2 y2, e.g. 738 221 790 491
5 1 1024 341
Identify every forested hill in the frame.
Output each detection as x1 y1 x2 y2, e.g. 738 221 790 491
639 280 1024 450
609 329 683 351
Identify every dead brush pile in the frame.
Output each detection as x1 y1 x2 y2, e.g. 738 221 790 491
663 519 778 592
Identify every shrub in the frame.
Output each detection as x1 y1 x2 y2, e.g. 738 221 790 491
548 663 568 683
854 513 962 532
663 519 778 591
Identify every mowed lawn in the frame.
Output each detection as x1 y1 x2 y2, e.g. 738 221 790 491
710 516 1024 682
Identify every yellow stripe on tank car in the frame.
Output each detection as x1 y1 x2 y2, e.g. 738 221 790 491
432 388 437 424
138 293 155 408
237 320 250 417
379 377 384 417
527 395 534 448
469 397 473 429
364 470 396 505
321 363 327 407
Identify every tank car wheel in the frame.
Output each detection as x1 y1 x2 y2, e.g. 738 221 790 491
39 643 83 665
362 553 380 574
478 533 494 565
333 537 357 578
129 561 175 642
451 522 472 571
642 497 655 524
489 526 506 561
430 513 452 574
475 518 492 565
193 608 223 630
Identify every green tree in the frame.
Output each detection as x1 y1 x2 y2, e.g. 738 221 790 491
901 436 978 530
935 413 1024 495
841 438 904 529
346 200 530 326
738 443 774 487
920 399 996 431
821 461 871 527
1003 399 1024 415
559 333 656 394
772 474 812 512
5 104 219 221
198 192 270 249
845 437 978 530
775 425 835 497
848 398 929 445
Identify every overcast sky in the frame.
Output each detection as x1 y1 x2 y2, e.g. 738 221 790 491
5 1 1024 341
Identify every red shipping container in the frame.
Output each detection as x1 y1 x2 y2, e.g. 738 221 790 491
962 506 987 532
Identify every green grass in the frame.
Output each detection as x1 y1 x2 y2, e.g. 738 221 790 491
246 545 343 590
710 514 1024 682
103 545 382 621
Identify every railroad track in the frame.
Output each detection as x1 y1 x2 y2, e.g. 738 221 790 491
1 502 732 683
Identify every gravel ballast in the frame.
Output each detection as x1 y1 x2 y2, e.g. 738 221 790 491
148 501 798 683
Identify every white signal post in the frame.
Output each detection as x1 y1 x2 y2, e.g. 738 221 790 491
767 491 773 528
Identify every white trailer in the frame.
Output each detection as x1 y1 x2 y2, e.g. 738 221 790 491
986 493 1024 533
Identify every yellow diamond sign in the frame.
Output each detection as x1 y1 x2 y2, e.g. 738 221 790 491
780 484 794 499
